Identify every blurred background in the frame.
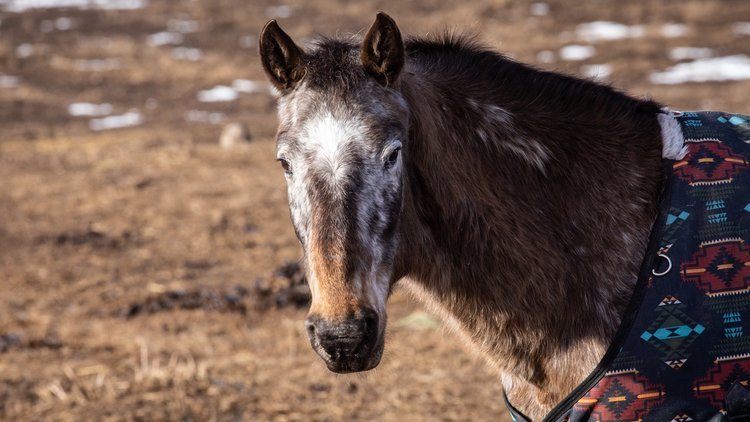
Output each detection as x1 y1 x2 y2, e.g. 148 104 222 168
1 0 750 420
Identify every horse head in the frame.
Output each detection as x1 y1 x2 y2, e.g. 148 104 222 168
260 13 408 373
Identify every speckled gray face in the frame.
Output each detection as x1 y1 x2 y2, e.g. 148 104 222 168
260 12 408 373
274 83 408 321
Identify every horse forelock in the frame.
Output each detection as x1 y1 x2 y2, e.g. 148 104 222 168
302 38 367 91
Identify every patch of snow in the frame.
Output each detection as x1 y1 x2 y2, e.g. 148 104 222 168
55 17 73 30
197 85 238 102
265 5 291 19
536 50 555 63
530 2 548 16
661 23 688 38
559 44 595 61
185 110 225 125
1 0 147 12
171 47 202 61
732 22 750 36
239 35 258 49
89 111 143 131
167 19 199 33
576 21 644 42
649 55 750 84
581 64 612 79
68 102 113 117
669 47 713 61
232 79 270 94
147 31 183 47
195 81 271 103
41 17 73 31
0 75 20 88
75 58 121 71
16 43 33 58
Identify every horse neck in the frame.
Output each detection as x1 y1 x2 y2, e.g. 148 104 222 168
394 61 665 413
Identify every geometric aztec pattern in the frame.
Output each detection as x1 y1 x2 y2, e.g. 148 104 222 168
693 358 750 408
672 141 748 185
574 373 664 421
681 241 750 296
639 296 705 369
504 112 750 422
690 183 745 243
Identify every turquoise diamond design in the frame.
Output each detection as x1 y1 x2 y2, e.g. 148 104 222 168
641 296 705 368
667 211 690 225
642 324 705 341
729 116 747 125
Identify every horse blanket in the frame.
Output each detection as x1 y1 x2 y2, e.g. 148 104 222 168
506 111 750 421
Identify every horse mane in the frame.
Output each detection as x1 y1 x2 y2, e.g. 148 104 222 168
403 32 662 121
301 32 662 121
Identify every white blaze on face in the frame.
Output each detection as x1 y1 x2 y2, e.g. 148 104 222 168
277 98 404 320
278 106 363 243
303 111 366 183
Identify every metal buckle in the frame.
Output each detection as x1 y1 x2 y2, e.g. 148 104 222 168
652 253 672 277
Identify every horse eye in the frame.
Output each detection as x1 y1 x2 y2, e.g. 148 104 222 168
385 147 401 168
278 158 292 174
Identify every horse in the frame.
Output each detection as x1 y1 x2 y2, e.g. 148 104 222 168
259 12 750 420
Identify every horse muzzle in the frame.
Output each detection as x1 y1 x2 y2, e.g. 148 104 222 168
304 308 383 373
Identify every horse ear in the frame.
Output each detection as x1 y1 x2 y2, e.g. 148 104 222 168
361 12 404 87
259 20 305 92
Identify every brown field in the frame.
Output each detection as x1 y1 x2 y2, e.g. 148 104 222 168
1 0 750 420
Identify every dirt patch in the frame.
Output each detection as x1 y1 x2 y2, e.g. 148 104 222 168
0 332 63 353
39 227 140 249
2 0 750 420
270 261 311 309
123 287 249 318
0 334 23 353
119 260 310 318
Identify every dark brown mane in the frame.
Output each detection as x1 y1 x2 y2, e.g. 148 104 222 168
304 33 662 121
404 33 662 128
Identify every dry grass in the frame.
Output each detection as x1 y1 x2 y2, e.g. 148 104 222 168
2 0 750 420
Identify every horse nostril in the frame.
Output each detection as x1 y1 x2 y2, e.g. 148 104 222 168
361 309 379 338
304 318 317 339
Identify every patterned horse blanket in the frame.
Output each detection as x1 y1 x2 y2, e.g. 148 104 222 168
506 111 750 421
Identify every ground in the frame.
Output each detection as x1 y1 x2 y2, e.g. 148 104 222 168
1 0 750 420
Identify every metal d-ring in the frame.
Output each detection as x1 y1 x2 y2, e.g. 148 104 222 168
652 253 672 277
